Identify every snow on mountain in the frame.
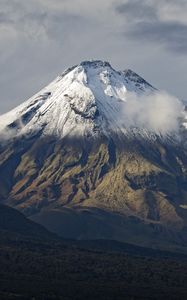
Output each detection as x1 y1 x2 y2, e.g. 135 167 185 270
0 60 182 141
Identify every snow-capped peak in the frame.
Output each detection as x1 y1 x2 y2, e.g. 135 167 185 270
0 60 158 140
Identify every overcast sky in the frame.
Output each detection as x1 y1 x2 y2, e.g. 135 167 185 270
0 0 187 114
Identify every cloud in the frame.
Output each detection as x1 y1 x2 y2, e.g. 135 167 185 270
0 0 187 115
0 1 77 41
116 0 157 21
122 91 183 135
128 21 187 53
116 0 187 53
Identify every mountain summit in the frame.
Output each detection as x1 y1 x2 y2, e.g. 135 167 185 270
0 60 155 140
0 60 187 252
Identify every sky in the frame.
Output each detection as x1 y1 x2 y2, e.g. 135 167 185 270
0 0 187 114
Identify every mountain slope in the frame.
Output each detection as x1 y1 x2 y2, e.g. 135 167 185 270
0 60 187 251
0 204 55 240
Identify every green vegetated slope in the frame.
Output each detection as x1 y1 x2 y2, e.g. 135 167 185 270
0 135 187 251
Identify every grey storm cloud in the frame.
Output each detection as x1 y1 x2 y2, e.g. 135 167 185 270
116 0 187 53
116 0 157 21
0 12 14 24
128 21 187 53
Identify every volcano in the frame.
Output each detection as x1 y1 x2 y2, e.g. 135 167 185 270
0 60 187 252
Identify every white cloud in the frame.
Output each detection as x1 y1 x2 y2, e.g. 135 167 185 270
122 91 183 134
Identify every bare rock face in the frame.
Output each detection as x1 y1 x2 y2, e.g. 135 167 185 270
0 60 187 252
